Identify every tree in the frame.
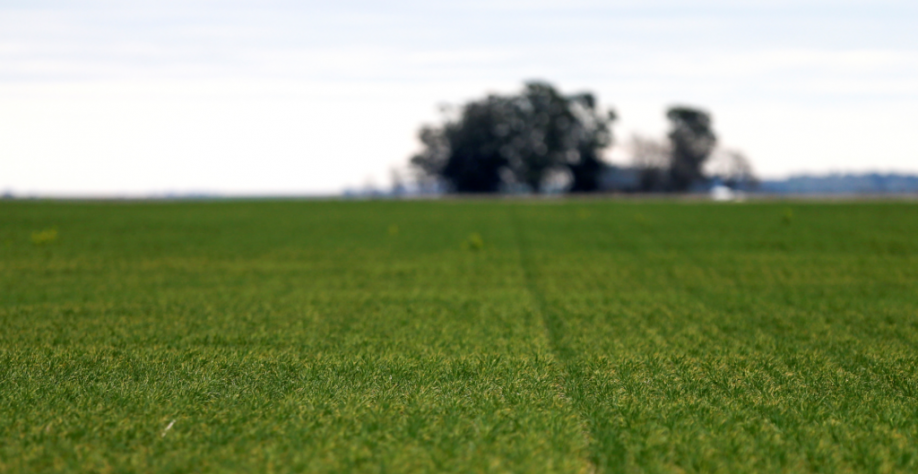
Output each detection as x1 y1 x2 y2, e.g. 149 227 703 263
411 81 616 193
502 82 570 192
666 106 717 192
566 94 617 192
707 149 758 190
629 134 671 192
411 97 512 193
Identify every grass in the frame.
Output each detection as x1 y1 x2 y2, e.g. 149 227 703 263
1 199 917 473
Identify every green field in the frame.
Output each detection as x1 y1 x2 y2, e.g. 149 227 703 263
2 199 917 473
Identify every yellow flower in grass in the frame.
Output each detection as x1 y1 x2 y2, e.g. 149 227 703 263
31 228 58 245
463 232 484 251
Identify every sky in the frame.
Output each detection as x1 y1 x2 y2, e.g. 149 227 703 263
1 0 916 196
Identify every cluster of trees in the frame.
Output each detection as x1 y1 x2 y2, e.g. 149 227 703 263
411 81 755 194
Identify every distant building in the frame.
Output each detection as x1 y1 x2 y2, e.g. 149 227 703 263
599 166 641 192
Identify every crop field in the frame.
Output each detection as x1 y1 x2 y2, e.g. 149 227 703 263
2 199 918 473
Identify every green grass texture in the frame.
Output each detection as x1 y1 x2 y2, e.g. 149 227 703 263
2 199 917 473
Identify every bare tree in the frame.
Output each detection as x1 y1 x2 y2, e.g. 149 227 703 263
629 134 671 192
706 149 758 190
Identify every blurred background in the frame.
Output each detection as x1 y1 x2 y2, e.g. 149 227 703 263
1 0 916 197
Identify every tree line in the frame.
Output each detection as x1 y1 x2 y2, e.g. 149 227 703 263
410 81 755 194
